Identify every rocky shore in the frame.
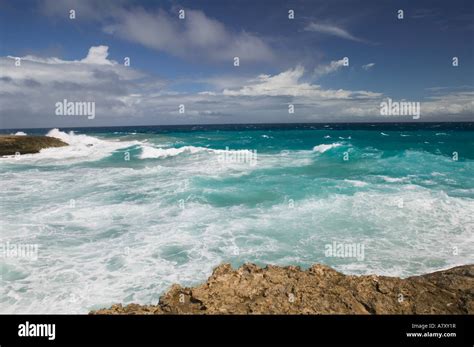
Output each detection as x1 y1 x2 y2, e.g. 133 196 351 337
91 263 473 314
0 135 68 156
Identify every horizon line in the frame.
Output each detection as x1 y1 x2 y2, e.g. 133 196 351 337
1 120 473 131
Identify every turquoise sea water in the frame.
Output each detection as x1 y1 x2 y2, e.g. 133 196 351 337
1 123 473 313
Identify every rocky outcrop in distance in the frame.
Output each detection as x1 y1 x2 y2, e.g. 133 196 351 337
0 135 68 156
91 263 473 314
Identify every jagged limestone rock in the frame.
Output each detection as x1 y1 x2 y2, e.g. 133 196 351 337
91 263 473 315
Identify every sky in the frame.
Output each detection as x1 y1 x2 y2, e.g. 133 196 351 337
0 0 473 129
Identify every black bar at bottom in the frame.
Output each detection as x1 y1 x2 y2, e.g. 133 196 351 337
0 314 472 345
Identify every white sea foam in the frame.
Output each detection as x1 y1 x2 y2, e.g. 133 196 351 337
1 157 473 313
313 143 342 153
378 175 407 183
13 131 27 136
344 179 368 187
140 145 210 159
46 128 103 146
139 145 261 167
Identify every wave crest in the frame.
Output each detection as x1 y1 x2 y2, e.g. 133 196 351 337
139 145 211 159
313 143 342 153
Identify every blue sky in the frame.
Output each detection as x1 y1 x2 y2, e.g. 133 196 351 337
0 0 473 128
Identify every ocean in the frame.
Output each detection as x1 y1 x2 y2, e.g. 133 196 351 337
1 123 473 313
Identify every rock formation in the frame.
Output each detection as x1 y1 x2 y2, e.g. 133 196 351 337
0 135 68 156
91 263 473 314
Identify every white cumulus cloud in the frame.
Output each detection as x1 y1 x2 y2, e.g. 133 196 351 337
313 59 347 78
221 66 381 99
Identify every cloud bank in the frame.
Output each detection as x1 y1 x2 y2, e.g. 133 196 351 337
1 46 473 129
40 0 275 64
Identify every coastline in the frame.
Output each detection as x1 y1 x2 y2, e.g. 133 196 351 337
91 263 474 315
0 135 68 156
